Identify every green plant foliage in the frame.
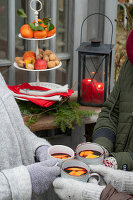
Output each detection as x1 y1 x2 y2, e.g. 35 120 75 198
26 113 41 127
115 2 133 82
42 17 55 31
29 23 45 31
17 9 27 18
17 99 95 132
54 100 95 132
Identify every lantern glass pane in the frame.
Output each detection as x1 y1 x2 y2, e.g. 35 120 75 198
80 55 107 106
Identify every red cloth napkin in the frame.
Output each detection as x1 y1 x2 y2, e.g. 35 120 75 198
8 83 74 107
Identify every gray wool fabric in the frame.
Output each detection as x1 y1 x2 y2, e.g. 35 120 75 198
35 145 50 162
0 73 52 200
27 158 60 196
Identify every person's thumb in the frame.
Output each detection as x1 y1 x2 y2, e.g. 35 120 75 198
48 166 61 177
40 157 58 167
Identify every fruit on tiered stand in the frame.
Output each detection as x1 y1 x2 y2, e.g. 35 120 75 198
34 60 47 70
15 49 60 70
20 18 56 39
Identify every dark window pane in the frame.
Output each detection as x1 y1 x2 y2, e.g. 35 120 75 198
15 0 25 57
0 0 8 59
56 0 68 53
56 60 68 85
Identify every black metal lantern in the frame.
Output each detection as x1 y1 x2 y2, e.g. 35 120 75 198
77 13 114 107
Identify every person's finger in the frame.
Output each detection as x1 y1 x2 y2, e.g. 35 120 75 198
41 157 58 167
53 178 69 189
89 165 109 176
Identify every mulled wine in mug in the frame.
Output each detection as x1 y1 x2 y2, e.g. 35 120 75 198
48 145 74 166
76 142 104 165
61 159 100 183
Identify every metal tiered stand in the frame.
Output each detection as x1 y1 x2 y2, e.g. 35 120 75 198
14 0 62 87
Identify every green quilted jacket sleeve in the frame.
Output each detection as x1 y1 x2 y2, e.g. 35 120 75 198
92 60 127 153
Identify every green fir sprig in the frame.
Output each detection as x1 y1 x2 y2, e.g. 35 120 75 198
54 100 94 132
17 99 95 132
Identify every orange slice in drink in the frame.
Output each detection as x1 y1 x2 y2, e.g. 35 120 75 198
52 153 71 159
69 170 86 176
86 154 99 158
66 167 85 171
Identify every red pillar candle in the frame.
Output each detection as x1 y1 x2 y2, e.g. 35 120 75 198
81 79 97 102
92 82 104 104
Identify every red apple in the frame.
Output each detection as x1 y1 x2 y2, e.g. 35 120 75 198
34 59 48 70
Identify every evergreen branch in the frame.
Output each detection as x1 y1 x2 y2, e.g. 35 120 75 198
17 99 96 132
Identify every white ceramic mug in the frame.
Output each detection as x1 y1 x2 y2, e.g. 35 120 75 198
48 145 75 166
76 142 104 165
61 159 100 183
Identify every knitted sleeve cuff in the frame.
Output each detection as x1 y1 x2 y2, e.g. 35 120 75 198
82 183 105 200
93 128 116 152
123 171 133 194
2 166 32 200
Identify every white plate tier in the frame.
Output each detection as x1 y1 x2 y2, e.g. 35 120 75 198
18 33 56 40
15 82 63 101
14 61 62 72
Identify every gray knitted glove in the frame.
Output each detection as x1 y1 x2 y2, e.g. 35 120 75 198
27 158 60 196
53 178 105 200
35 145 50 161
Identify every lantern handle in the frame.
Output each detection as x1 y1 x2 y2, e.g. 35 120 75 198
80 12 113 49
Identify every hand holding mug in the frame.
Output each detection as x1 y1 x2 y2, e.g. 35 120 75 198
53 177 105 200
90 164 133 193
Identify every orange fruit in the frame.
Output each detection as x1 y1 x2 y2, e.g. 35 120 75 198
32 19 43 23
20 24 34 38
20 24 29 31
46 27 56 37
23 51 36 61
34 30 47 39
32 19 47 28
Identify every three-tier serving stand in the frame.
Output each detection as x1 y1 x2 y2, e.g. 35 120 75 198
14 0 62 89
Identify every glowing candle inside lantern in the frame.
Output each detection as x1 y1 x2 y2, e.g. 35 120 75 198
81 79 97 102
93 82 104 104
81 79 104 104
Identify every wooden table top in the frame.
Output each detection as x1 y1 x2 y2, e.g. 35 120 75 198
22 91 101 132
23 105 101 132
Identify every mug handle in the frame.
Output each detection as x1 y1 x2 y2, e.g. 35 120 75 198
87 173 100 184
